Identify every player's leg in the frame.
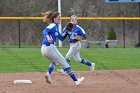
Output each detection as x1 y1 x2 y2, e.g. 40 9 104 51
73 50 95 71
52 44 84 85
41 45 54 84
47 62 58 74
58 42 80 74
65 41 81 63
44 62 58 84
74 51 91 66
58 45 78 74
65 43 80 63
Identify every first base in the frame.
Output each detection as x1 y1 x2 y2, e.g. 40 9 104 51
14 80 32 84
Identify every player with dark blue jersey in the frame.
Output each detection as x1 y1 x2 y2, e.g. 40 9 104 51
42 22 63 45
41 11 84 86
63 25 86 43
59 15 95 74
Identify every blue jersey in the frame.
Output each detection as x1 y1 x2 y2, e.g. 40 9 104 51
62 24 86 43
42 22 63 46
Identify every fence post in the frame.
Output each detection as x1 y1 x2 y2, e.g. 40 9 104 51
138 3 140 46
122 20 125 48
18 20 21 48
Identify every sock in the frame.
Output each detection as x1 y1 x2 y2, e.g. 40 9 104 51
81 59 92 66
64 67 77 81
63 58 71 72
48 62 57 74
66 58 70 64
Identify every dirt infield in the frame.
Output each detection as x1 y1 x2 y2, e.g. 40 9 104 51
0 70 140 93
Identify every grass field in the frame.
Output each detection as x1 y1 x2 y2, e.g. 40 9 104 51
0 48 140 73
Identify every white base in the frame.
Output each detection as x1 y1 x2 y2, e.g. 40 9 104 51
14 80 32 84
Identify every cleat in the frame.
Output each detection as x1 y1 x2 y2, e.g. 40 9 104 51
57 69 66 75
75 77 85 86
45 73 51 84
90 63 95 72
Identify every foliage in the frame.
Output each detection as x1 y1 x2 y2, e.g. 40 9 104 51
107 26 117 40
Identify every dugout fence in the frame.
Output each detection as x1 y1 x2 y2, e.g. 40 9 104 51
0 17 140 48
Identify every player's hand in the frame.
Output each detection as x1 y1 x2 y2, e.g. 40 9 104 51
74 35 83 41
46 35 52 43
48 38 52 43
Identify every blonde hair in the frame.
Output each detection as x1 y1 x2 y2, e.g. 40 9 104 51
70 15 77 24
42 11 60 23
42 11 54 23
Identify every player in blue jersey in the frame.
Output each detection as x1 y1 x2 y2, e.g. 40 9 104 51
59 15 95 74
41 11 84 86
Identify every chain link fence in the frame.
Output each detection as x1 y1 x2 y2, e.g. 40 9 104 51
0 19 139 48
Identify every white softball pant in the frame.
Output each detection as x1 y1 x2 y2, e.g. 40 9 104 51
41 44 70 68
66 41 82 62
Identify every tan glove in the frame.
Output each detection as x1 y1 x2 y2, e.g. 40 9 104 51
74 35 83 41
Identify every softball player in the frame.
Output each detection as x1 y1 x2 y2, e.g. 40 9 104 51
41 11 84 86
59 15 95 74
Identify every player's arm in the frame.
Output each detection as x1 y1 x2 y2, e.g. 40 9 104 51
58 28 69 41
61 27 68 40
82 34 87 40
43 23 57 43
60 22 74 40
42 28 52 43
74 26 86 41
57 31 65 41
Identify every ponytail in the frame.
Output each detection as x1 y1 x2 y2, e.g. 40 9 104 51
42 10 60 23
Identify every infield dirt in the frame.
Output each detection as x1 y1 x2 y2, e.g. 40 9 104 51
0 70 140 93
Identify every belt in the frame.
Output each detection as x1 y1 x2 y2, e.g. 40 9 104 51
70 40 78 43
42 44 50 47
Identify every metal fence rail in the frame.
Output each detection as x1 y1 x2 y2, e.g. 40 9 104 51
0 17 140 48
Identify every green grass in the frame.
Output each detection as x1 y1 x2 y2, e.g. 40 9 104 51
0 48 140 73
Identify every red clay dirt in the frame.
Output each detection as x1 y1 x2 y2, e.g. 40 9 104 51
0 70 140 93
